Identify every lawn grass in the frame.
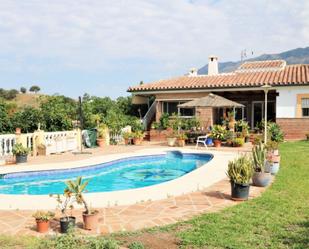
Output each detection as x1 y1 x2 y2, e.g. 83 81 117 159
177 141 309 248
0 141 308 249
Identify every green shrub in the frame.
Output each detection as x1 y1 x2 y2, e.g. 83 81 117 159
232 138 245 147
159 113 170 129
267 122 284 143
128 241 145 249
210 125 226 141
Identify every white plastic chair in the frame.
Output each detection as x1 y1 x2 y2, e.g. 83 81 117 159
195 135 209 148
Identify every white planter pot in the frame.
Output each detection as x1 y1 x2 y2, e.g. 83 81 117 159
167 137 177 147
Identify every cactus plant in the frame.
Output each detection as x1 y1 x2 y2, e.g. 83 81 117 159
252 142 266 172
227 155 253 185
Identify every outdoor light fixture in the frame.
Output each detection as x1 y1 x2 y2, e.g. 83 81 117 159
261 84 272 143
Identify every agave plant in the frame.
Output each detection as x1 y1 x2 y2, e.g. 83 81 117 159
65 176 91 214
252 142 266 172
227 155 253 185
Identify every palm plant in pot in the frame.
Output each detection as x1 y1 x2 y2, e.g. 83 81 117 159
52 188 76 233
252 142 271 187
227 155 253 201
210 125 226 147
12 143 30 164
66 177 99 231
32 211 55 233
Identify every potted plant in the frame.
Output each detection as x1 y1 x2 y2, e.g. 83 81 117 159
122 132 132 145
52 189 76 233
65 177 99 231
166 132 177 147
227 155 253 201
32 211 55 233
232 137 245 147
176 133 187 147
306 133 309 141
265 141 280 175
210 125 226 147
132 131 144 145
252 142 271 187
97 124 108 148
12 143 30 164
37 143 46 156
225 130 233 146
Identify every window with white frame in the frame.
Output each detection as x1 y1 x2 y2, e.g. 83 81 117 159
302 98 309 117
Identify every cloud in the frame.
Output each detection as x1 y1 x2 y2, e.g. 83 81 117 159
0 0 308 96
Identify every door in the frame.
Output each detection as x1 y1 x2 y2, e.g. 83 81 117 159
252 102 263 129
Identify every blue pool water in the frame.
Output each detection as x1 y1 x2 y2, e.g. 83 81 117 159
0 152 212 195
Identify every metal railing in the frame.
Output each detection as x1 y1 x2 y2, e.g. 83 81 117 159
142 101 156 130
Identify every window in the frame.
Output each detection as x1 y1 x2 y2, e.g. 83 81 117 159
162 101 195 117
302 98 309 117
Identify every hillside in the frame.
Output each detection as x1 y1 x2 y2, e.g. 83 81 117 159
198 46 309 74
10 93 42 108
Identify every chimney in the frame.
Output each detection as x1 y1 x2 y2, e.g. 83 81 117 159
189 67 198 76
208 55 218 75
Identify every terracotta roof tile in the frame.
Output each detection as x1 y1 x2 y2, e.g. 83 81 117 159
128 63 309 92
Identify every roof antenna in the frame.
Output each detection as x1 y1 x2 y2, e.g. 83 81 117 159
241 49 247 62
241 49 254 62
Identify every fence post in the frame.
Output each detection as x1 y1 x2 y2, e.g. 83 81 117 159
75 128 82 151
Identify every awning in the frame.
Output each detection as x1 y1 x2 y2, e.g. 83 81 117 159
178 93 244 108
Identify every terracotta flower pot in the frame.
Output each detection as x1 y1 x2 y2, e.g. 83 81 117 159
177 139 185 147
36 219 50 233
15 127 21 135
124 138 129 145
133 138 142 145
83 211 99 230
213 139 222 148
96 139 105 148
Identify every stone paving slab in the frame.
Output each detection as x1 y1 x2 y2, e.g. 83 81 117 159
0 178 267 236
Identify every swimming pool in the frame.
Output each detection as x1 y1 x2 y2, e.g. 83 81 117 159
0 152 213 195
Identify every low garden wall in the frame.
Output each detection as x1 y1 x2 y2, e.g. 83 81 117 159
149 129 173 141
277 118 309 140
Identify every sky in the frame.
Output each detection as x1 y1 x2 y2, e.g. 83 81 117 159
0 0 308 99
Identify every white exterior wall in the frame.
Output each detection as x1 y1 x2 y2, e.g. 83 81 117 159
276 86 309 118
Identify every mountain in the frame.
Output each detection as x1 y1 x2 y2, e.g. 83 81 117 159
198 46 309 74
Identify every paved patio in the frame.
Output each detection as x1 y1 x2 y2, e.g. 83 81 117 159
0 178 267 236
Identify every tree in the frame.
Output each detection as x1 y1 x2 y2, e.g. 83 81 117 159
20 87 27 94
40 95 77 131
11 107 43 133
0 102 12 133
29 85 41 93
